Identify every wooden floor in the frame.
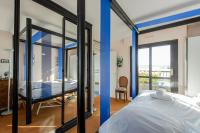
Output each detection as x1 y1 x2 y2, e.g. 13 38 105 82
0 97 129 133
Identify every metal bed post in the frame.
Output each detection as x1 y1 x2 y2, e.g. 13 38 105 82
61 17 66 125
136 32 139 95
87 27 92 113
26 18 32 124
77 0 86 132
65 49 68 78
13 0 20 132
89 27 93 113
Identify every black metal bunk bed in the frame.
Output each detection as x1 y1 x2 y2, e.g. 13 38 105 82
19 18 92 126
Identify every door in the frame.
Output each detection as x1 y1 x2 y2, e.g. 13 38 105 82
138 40 178 93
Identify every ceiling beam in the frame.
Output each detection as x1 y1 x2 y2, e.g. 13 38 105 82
137 8 200 29
140 16 200 34
32 0 92 28
111 0 139 32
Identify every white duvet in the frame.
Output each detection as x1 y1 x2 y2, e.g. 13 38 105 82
99 91 200 133
19 80 77 99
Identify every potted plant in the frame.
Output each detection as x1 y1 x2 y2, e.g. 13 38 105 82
117 56 123 67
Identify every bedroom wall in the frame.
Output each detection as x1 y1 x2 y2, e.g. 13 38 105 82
68 49 77 80
186 22 200 96
111 25 187 97
111 37 132 98
188 22 200 37
187 36 200 96
19 43 59 83
139 26 187 94
0 30 13 78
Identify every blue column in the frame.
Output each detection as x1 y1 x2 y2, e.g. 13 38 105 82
132 30 137 98
100 0 111 125
58 48 62 79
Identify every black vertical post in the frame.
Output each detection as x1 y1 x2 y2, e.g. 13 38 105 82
61 17 66 125
149 47 152 90
12 0 20 132
77 0 86 132
87 28 92 112
130 46 132 97
26 18 32 124
66 50 68 79
136 33 139 95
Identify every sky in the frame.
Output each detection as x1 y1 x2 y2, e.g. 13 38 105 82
139 45 170 69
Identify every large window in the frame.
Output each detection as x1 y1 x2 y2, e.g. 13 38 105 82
138 40 178 93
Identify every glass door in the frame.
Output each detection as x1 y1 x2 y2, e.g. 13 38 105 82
138 48 150 93
138 40 178 93
151 45 171 91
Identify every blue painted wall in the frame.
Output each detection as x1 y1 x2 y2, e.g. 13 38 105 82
100 0 111 125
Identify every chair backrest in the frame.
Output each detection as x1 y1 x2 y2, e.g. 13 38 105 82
119 76 128 88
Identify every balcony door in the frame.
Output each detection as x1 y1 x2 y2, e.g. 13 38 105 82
138 40 178 93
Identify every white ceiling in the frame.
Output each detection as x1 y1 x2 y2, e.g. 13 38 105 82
116 0 200 23
0 0 200 43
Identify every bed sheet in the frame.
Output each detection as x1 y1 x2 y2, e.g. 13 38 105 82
19 80 77 100
99 90 200 133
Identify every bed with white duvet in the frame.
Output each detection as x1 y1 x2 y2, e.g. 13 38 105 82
99 90 200 133
19 80 77 100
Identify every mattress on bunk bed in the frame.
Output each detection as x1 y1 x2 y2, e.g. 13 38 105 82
99 90 200 133
19 80 77 100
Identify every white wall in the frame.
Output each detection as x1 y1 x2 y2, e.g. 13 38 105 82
93 53 100 96
0 30 13 78
139 26 187 94
110 51 117 98
92 51 117 98
19 43 59 83
19 42 25 86
33 45 42 81
94 54 100 83
67 49 77 80
111 25 188 97
187 36 200 96
111 37 132 98
69 55 77 80
51 48 58 81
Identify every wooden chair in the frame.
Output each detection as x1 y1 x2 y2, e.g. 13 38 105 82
115 76 128 102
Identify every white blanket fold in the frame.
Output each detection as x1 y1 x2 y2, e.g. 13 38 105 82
150 93 173 101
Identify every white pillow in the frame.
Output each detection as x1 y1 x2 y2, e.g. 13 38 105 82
156 88 166 96
196 102 200 107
